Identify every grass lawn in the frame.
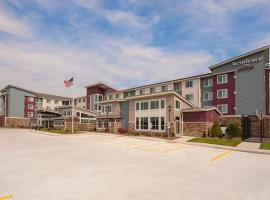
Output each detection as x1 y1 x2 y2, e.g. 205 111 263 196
188 137 241 147
260 142 270 150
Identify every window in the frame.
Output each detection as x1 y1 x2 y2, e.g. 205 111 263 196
161 117 165 130
116 93 119 99
217 74 228 84
161 100 165 109
109 95 113 100
47 99 51 103
28 97 34 102
55 100 59 104
150 87 155 94
136 117 140 129
136 102 140 110
35 105 40 110
203 92 213 101
161 85 168 92
217 104 228 114
28 104 34 109
185 94 194 101
174 83 181 91
83 98 86 102
217 89 228 99
150 100 159 109
28 112 33 118
185 80 193 88
175 100 181 109
90 94 103 111
139 89 145 95
140 117 148 130
150 117 159 130
140 101 148 110
103 105 112 113
203 78 213 87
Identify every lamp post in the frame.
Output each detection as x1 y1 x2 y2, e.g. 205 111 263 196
167 105 172 139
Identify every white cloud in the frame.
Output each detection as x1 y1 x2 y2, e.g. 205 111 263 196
0 5 32 37
0 38 213 97
179 0 270 38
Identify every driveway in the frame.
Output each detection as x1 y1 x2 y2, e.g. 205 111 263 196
0 128 270 200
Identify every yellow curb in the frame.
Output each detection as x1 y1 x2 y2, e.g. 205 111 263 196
0 195 12 200
211 150 232 162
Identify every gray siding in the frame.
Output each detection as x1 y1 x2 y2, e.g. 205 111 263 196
8 87 36 117
212 51 267 115
0 95 4 115
200 78 213 107
120 101 129 129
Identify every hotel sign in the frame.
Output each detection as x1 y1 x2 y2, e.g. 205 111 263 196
233 56 263 67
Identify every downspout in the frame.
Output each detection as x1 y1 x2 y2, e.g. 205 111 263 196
181 111 184 137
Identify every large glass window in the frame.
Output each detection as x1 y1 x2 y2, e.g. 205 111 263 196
150 100 159 109
90 94 103 112
161 117 165 130
140 117 148 130
136 117 140 129
140 101 149 110
161 100 165 109
150 117 159 130
136 102 140 110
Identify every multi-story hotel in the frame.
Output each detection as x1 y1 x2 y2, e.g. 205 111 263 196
0 45 269 136
85 46 269 136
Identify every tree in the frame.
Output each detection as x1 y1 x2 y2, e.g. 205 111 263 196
211 122 222 137
226 123 241 138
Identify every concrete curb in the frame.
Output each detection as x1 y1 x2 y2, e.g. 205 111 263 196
31 130 270 155
180 141 270 155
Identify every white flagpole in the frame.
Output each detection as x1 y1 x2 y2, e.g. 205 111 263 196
72 77 74 134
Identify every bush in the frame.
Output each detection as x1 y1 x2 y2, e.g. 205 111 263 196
211 122 222 137
118 128 128 134
226 123 241 137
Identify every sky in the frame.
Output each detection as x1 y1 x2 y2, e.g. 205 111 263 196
0 0 270 97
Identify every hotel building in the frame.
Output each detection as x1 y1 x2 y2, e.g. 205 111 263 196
0 45 269 136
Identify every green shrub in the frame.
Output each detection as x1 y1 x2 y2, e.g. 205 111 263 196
211 122 222 137
226 123 241 137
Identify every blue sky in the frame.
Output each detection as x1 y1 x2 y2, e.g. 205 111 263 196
0 0 270 97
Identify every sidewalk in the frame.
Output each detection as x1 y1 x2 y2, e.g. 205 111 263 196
173 136 270 155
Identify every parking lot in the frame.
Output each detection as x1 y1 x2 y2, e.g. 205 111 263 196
0 128 270 200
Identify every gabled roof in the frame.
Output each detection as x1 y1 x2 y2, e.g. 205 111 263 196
182 106 221 115
0 84 37 95
209 45 269 70
85 82 117 91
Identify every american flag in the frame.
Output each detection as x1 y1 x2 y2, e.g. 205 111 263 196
64 78 73 88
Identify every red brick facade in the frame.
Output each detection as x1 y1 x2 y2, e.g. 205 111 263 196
0 115 5 127
24 96 36 118
86 86 105 110
183 110 219 123
212 71 235 115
